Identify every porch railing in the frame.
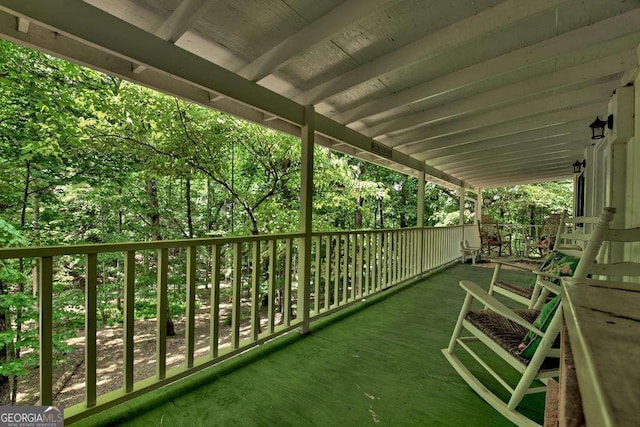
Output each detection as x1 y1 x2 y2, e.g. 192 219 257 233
0 225 465 423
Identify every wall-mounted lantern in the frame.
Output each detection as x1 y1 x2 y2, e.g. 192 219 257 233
589 115 614 140
573 159 586 174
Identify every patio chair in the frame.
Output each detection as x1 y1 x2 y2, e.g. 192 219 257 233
460 240 481 265
524 213 562 258
488 213 599 308
441 207 616 427
479 219 511 256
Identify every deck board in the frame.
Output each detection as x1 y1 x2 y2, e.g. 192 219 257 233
77 262 544 426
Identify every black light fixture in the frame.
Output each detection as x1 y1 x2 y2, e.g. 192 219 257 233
589 115 614 140
589 116 606 139
573 159 586 174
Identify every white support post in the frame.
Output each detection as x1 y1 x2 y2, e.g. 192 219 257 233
476 188 482 224
584 145 596 219
458 187 465 225
417 167 425 273
607 85 634 264
298 105 314 334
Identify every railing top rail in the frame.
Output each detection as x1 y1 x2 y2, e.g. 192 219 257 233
0 232 306 259
0 224 471 259
313 226 420 237
312 224 465 237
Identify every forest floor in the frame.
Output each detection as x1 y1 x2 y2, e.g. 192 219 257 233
16 288 285 409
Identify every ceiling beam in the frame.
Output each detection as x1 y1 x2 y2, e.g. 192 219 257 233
426 124 586 165
386 81 613 149
470 172 574 188
417 121 587 162
432 139 586 170
294 0 568 105
157 0 213 43
409 103 602 159
464 164 573 184
334 8 640 124
238 0 399 82
441 144 585 172
449 150 584 176
133 0 214 74
16 16 28 32
459 157 575 178
363 51 634 138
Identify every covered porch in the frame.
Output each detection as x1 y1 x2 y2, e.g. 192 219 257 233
77 263 544 427
0 1 639 426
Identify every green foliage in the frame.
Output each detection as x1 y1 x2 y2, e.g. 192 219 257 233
482 182 573 224
0 38 574 401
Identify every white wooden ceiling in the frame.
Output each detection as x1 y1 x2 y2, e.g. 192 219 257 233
1 0 639 189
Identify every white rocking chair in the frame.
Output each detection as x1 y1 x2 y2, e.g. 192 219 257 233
488 212 600 309
442 207 616 426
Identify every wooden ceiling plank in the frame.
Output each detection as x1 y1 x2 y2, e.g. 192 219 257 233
388 81 613 149
437 143 585 171
450 151 583 176
464 164 573 183
335 8 640 124
408 103 602 158
364 51 634 138
295 0 569 105
425 125 586 166
471 172 574 188
238 0 400 82
414 120 587 162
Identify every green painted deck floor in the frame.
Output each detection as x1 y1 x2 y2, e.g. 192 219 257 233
80 262 545 426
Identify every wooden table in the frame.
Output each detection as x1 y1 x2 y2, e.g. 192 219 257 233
561 278 640 426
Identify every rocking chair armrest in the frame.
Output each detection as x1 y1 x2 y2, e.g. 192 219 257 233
537 279 561 295
490 259 533 271
459 280 544 336
532 270 563 281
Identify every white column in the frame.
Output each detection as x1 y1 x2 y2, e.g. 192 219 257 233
417 167 425 273
458 187 465 225
607 86 634 263
476 188 483 224
584 145 596 218
297 105 314 333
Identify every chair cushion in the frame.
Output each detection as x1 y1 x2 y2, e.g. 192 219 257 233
519 295 562 359
537 251 581 284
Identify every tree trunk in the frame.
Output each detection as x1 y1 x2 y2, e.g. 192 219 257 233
147 178 161 241
31 190 40 297
0 280 10 405
354 163 365 228
355 197 364 228
146 178 174 336
206 178 213 232
10 162 32 403
400 177 408 228
186 173 194 238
